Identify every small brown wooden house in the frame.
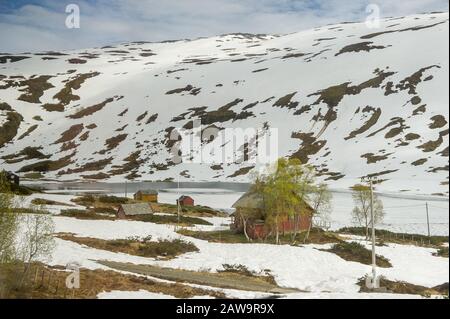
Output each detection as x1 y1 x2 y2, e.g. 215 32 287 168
134 190 158 203
117 203 154 219
231 190 314 240
177 195 194 206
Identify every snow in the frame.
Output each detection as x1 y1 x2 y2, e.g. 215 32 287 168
47 215 449 299
0 12 448 197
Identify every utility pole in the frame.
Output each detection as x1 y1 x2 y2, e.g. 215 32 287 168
125 181 128 199
426 202 431 238
177 175 181 225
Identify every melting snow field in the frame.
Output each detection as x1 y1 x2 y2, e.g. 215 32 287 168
115 187 449 236
48 215 448 299
18 189 448 299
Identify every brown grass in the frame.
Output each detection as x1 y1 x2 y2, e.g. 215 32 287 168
18 153 75 173
0 111 23 147
57 235 199 259
17 75 54 103
98 134 127 154
53 124 84 144
326 242 392 268
31 198 73 206
68 97 114 119
0 262 223 299
358 276 448 297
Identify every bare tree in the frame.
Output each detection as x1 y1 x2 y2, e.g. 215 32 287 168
351 184 384 239
18 207 56 284
304 183 332 243
0 172 20 263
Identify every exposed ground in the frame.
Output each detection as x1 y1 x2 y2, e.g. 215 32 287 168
98 260 299 294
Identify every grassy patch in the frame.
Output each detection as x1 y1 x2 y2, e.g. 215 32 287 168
17 75 54 104
2 146 50 164
54 124 84 144
59 209 115 220
0 262 222 299
131 214 212 226
327 242 392 268
18 153 74 173
0 111 23 147
68 97 114 119
0 207 49 215
57 235 198 259
70 194 131 208
157 203 228 217
179 228 341 245
358 276 448 297
434 247 449 258
219 264 276 285
178 229 249 243
98 133 127 154
31 198 72 206
59 158 112 175
338 227 449 248
99 260 298 294
23 172 45 180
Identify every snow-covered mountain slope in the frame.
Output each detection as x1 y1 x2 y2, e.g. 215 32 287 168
0 13 448 196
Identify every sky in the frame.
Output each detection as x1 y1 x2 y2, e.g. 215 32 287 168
0 0 448 53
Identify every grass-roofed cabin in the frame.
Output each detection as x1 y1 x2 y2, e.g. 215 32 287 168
231 190 314 240
134 190 158 203
117 203 154 219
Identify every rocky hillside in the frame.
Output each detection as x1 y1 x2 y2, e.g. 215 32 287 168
0 12 448 196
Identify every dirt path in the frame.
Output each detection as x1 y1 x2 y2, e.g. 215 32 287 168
98 260 299 294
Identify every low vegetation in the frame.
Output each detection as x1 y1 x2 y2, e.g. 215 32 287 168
326 242 392 268
178 228 341 245
57 234 199 259
59 209 115 220
358 276 448 297
178 229 249 244
99 260 298 294
70 194 130 207
31 198 72 207
130 214 212 226
434 247 449 258
219 264 276 285
338 227 449 248
157 203 227 217
0 111 23 147
0 262 222 299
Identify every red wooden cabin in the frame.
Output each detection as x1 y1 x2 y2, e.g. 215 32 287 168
231 190 314 240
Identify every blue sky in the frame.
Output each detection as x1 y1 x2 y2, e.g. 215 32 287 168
0 0 448 52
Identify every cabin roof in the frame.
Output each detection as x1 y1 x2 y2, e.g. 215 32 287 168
178 195 193 201
119 203 153 215
135 189 158 195
232 192 264 210
232 189 314 211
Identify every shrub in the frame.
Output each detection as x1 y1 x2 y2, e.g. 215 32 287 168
328 241 392 268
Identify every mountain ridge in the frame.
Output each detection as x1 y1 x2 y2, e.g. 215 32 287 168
0 12 448 196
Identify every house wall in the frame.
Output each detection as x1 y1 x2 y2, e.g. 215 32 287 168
180 198 194 206
232 208 313 240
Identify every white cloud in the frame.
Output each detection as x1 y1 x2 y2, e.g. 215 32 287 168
0 0 448 52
